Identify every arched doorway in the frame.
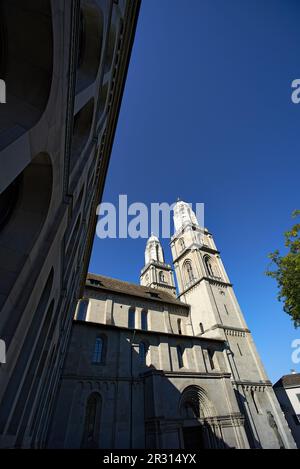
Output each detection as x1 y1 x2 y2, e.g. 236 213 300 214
179 385 219 449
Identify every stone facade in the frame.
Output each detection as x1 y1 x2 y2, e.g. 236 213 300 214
48 276 249 449
0 0 140 448
48 202 296 449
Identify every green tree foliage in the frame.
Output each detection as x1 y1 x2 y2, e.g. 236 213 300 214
266 210 300 327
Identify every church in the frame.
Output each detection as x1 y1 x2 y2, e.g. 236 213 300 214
48 201 296 449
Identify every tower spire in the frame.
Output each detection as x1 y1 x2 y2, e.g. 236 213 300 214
173 200 199 233
140 234 177 296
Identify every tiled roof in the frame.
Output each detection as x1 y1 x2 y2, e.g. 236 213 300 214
86 273 189 308
273 373 300 388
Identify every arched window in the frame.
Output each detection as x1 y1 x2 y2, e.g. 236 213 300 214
177 345 184 368
179 238 185 251
77 299 89 321
128 308 135 329
184 260 194 285
199 322 204 334
139 342 147 364
159 271 165 283
141 310 148 331
177 318 182 335
92 337 103 364
81 393 101 448
204 256 214 277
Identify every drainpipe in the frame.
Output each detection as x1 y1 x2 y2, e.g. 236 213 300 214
130 329 136 449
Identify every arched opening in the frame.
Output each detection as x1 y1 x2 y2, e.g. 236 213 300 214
179 386 218 449
184 260 195 286
0 153 53 309
81 392 102 448
92 337 103 364
204 255 220 279
70 99 94 170
204 256 214 277
177 318 182 335
0 0 53 150
76 2 104 93
159 271 165 283
179 238 185 251
180 386 216 420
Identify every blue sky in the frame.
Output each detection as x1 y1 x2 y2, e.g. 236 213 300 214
89 0 300 382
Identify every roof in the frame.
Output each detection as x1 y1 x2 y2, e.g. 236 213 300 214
273 373 300 389
85 273 189 308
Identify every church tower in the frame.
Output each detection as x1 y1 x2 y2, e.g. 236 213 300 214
140 234 177 296
170 200 295 449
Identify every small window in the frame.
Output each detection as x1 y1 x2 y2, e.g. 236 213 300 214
159 271 165 283
77 299 89 321
199 322 204 334
177 318 182 335
179 238 185 251
141 310 148 331
204 256 214 277
128 308 135 329
81 393 101 448
177 345 184 368
237 343 243 356
208 349 215 370
139 342 147 364
184 261 194 285
93 337 103 364
224 304 229 315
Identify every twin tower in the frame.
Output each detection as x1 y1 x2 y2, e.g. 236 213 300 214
140 199 240 339
140 200 295 448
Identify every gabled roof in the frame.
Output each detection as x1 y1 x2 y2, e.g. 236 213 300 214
86 273 189 308
273 373 300 389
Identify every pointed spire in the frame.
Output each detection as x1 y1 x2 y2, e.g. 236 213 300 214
173 200 199 233
145 234 164 264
